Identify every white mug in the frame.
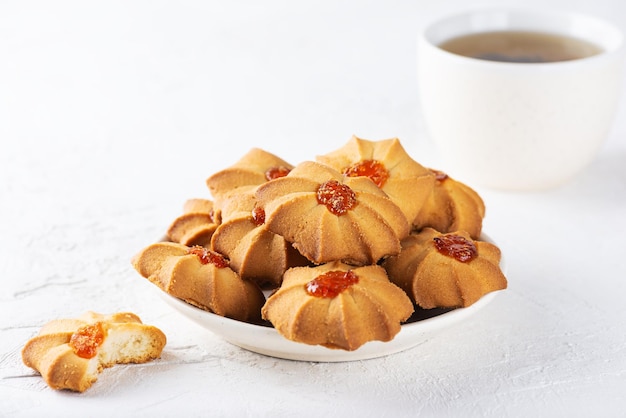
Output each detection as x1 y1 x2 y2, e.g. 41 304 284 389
417 8 625 190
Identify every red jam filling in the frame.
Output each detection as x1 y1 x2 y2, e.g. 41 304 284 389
188 246 229 268
343 160 389 188
433 234 478 262
430 169 449 182
69 322 105 359
305 270 359 298
252 206 265 226
265 166 291 181
316 180 357 216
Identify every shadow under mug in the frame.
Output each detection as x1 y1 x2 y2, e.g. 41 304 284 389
417 8 625 190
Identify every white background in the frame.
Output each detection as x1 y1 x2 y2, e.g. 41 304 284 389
1 1 625 417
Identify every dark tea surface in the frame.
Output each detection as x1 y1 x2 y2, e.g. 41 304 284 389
438 30 603 63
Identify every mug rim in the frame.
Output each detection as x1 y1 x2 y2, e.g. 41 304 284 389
419 7 625 68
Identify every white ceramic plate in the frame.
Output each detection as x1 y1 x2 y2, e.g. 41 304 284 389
157 234 505 362
160 290 500 362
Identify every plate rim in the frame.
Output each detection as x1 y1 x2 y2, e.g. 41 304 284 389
159 290 501 362
156 231 505 362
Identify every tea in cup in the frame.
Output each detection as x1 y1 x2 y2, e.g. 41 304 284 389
417 8 624 190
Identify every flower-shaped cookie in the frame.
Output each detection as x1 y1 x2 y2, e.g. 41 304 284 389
261 261 414 350
255 161 410 265
210 185 310 288
316 136 435 225
413 170 485 239
166 198 219 247
206 147 293 204
132 242 265 323
383 228 506 308
22 312 166 392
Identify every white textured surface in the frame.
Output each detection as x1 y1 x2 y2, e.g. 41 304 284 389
1 1 626 417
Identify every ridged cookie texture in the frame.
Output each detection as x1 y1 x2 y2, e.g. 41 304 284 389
262 261 414 351
413 170 485 240
255 161 409 265
317 135 435 225
383 228 507 309
22 312 166 392
132 242 265 323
